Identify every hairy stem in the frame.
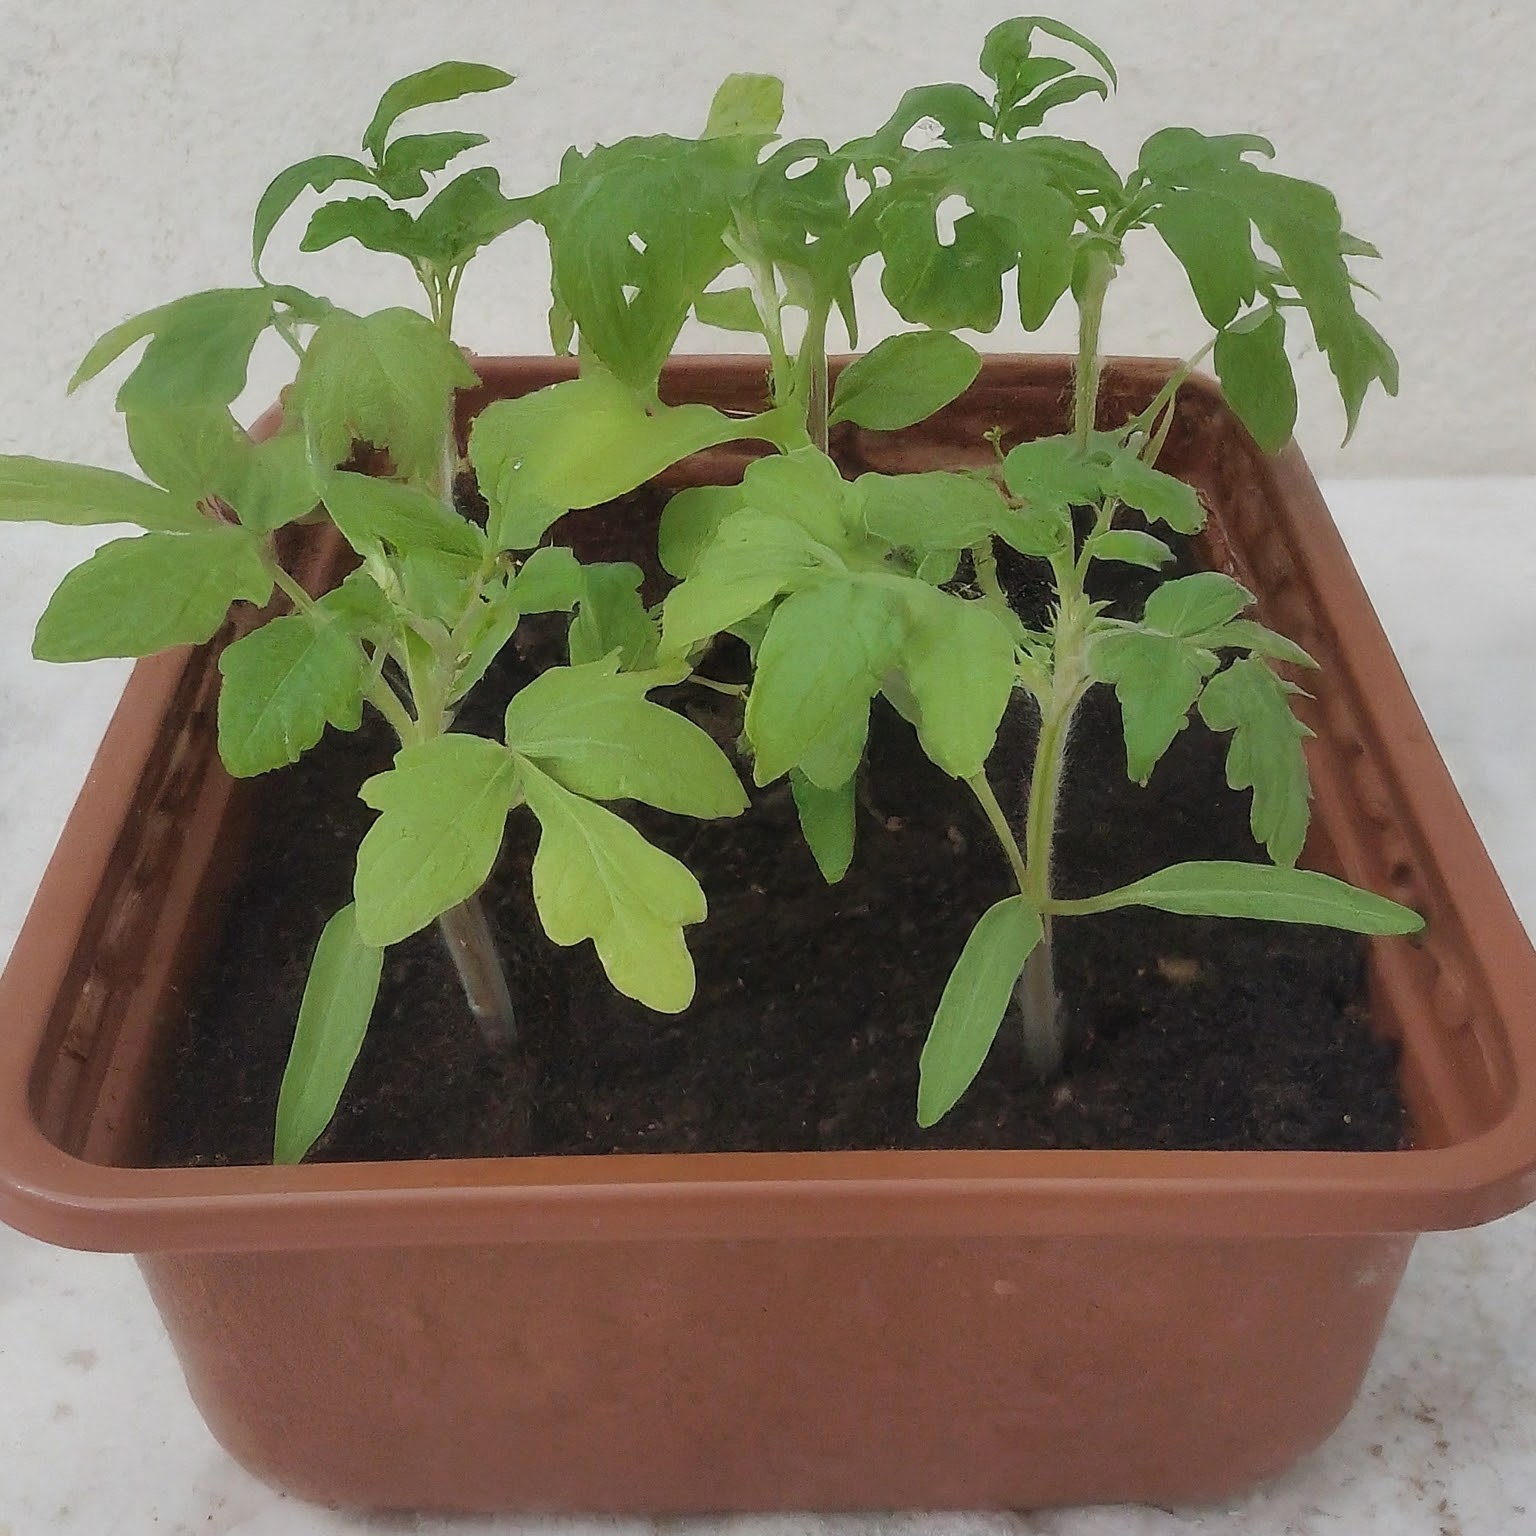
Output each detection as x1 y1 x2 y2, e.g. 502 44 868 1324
797 296 832 455
1073 249 1117 450
966 770 1028 892
437 895 518 1048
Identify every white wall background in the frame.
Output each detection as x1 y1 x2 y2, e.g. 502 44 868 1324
0 0 1532 478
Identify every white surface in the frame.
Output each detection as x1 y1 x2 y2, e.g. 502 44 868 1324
0 1 1533 480
2 478 1535 1533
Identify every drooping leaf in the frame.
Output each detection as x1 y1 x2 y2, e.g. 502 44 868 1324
253 154 377 275
217 614 365 777
745 579 903 785
917 895 1043 1127
1002 433 1106 509
567 561 658 670
1214 307 1298 453
1092 627 1217 784
273 904 383 1164
841 83 995 170
1149 189 1259 330
829 331 982 430
518 759 706 1012
896 586 1017 778
0 455 203 532
32 527 272 661
979 18 1117 114
1197 657 1314 866
354 734 519 946
504 657 746 818
361 62 515 164
790 770 857 884
229 431 324 534
1081 860 1422 935
289 306 477 485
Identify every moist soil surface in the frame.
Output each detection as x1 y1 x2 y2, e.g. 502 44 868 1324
154 495 1405 1166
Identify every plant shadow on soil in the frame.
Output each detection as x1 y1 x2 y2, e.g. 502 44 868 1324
154 489 1405 1166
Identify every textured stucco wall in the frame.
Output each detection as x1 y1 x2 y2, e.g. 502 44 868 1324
1 0 1532 477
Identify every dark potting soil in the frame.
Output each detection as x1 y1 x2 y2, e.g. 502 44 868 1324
153 494 1406 1166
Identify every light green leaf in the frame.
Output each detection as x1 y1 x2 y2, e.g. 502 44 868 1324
854 470 1005 555
361 62 514 164
1215 307 1298 454
0 455 203 532
375 130 489 199
897 587 1016 778
1142 571 1252 638
1149 189 1259 330
877 193 1012 333
125 407 247 496
273 904 383 1164
519 759 706 1012
738 449 851 546
253 154 377 275
1198 657 1313 866
1092 628 1217 784
703 72 785 142
354 734 519 946
324 471 482 558
231 431 324 534
568 562 658 670
1002 434 1106 508
301 197 427 260
504 657 746 818
1207 617 1316 669
917 895 1042 1127
1089 529 1174 568
290 307 477 486
746 579 903 785
33 527 272 662
469 373 755 517
829 332 982 430
693 287 764 334
412 166 528 267
1105 454 1204 533
217 614 365 778
510 545 585 613
1078 861 1422 935
661 508 841 656
790 770 856 884
658 483 746 578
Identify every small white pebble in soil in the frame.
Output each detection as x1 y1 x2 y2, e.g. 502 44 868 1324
884 816 905 832
1156 955 1203 986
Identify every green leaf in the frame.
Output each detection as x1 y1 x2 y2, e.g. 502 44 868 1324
289 307 477 485
217 614 365 777
301 197 427 261
661 507 843 657
854 470 1003 555
0 455 203 532
396 545 478 625
568 562 658 670
324 471 482 558
504 657 746 818
738 449 852 546
1214 307 1298 453
979 18 1117 109
375 130 488 199
703 72 784 142
519 759 706 1012
253 154 377 275
354 734 519 946
746 579 903 785
876 193 1011 334
842 84 995 168
510 545 585 613
1105 453 1205 533
33 527 271 662
73 289 283 412
829 332 982 430
693 287 765 334
790 770 856 884
412 166 528 267
125 406 247 495
1081 861 1422 936
1207 617 1316 670
230 431 324 534
469 373 755 517
1089 529 1174 568
273 904 383 1164
1197 657 1313 866
1002 434 1105 509
658 483 745 578
896 587 1016 778
361 62 514 164
1138 126 1275 182
1092 628 1217 784
1142 571 1252 638
917 895 1042 1127
1013 178 1078 329
1149 189 1259 330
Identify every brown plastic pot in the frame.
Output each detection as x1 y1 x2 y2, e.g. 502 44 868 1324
3 356 1535 1516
